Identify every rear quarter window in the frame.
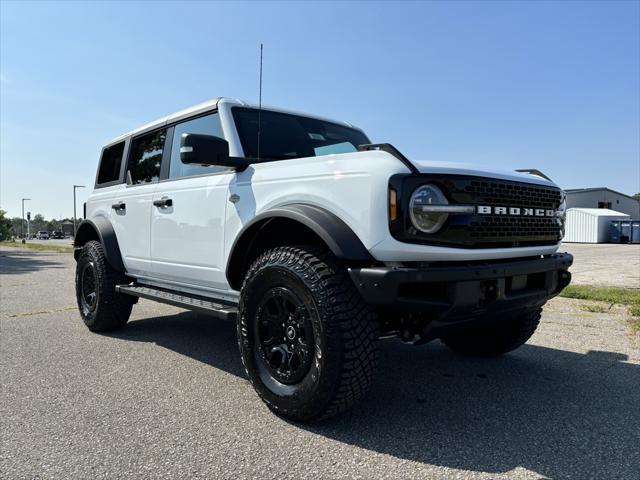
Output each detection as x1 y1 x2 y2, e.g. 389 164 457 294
96 141 125 186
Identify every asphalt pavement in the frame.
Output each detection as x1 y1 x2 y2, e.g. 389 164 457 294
1 246 639 479
560 243 640 289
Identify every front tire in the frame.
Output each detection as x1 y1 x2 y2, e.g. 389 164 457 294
442 308 542 357
75 240 133 332
238 246 379 422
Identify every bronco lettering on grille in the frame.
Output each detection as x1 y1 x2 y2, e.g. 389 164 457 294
477 206 555 217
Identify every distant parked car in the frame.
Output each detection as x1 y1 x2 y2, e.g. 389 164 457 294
51 231 65 239
35 231 50 240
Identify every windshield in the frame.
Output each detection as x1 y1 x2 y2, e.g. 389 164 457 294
232 107 370 160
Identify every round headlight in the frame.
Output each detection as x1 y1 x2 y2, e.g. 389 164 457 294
409 184 449 234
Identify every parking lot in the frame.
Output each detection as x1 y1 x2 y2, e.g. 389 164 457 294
1 246 639 479
561 243 640 289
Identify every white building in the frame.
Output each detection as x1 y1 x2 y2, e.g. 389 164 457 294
563 208 630 243
565 188 640 218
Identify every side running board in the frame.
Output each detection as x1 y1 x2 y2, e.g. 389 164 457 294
116 284 238 321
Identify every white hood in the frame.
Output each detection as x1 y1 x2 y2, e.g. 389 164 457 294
411 159 558 188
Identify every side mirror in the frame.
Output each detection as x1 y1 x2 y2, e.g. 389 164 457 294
180 133 250 171
180 133 229 166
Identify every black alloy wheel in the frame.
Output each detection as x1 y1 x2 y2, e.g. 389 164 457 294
255 286 315 385
79 261 98 316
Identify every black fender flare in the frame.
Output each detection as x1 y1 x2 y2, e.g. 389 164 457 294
226 204 374 290
73 217 126 272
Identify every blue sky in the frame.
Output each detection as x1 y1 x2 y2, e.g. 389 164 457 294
1 0 638 219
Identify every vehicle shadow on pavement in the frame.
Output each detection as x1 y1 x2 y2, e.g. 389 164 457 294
0 249 68 274
307 341 640 479
110 313 639 479
107 311 247 379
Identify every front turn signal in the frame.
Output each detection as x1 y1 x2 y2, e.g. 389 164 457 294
389 188 398 221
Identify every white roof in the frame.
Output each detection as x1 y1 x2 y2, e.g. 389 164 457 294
104 97 357 146
567 208 630 217
105 98 221 145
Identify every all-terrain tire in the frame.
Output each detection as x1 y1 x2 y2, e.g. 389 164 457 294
75 240 133 332
238 246 379 422
442 308 543 357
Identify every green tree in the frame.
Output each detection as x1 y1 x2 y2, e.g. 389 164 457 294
633 193 640 201
31 213 46 233
47 219 62 232
0 209 12 241
10 217 23 236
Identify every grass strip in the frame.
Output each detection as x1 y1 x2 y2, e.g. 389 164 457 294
560 284 640 334
579 303 609 313
560 285 640 306
0 240 74 254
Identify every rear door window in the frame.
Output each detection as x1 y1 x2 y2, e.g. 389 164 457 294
127 129 167 185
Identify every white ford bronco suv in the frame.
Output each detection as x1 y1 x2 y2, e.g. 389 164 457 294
74 97 573 421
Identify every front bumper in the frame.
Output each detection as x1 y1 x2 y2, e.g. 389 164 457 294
348 253 573 319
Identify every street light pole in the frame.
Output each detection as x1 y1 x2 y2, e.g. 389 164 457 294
73 185 85 237
21 198 31 238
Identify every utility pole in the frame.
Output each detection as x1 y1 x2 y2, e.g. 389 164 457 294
21 198 31 238
73 185 85 237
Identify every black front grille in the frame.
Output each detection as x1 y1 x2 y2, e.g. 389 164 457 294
463 180 562 210
469 216 561 240
389 173 564 248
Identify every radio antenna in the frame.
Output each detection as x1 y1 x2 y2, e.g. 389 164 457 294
257 43 263 160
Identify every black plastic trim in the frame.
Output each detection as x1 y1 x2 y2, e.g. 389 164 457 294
73 217 125 272
515 168 552 181
226 204 374 290
348 253 573 312
159 126 174 181
358 143 419 174
116 284 237 320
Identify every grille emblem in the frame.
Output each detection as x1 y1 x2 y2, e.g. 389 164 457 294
477 206 556 217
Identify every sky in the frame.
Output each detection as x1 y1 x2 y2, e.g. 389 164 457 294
1 0 638 220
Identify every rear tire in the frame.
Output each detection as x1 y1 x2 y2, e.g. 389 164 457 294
238 246 379 422
75 240 133 332
442 308 542 357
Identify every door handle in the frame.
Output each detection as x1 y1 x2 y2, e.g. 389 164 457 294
153 197 173 208
111 202 126 211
